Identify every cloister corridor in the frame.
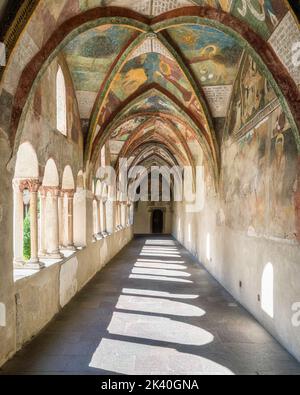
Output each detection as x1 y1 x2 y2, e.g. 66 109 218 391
1 236 300 376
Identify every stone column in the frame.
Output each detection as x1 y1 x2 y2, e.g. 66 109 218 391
106 199 114 234
63 189 75 250
58 191 64 248
20 179 44 269
47 187 63 259
97 199 101 235
29 180 40 265
39 187 47 257
102 199 107 233
120 202 125 228
13 180 24 266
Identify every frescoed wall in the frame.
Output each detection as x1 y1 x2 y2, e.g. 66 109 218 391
223 105 298 240
227 53 276 138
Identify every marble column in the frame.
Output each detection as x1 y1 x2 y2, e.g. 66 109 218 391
58 191 64 248
63 189 75 250
13 180 24 266
47 187 63 259
20 179 45 269
121 202 127 228
39 187 47 257
29 180 40 264
102 199 107 233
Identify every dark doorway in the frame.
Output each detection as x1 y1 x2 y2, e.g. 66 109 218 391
152 210 163 234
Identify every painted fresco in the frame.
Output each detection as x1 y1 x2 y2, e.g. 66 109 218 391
228 53 276 137
63 25 135 92
79 0 233 15
122 95 180 118
223 105 298 240
167 25 243 86
110 117 149 140
79 0 195 16
269 108 298 238
231 0 288 39
111 52 204 118
97 91 186 131
97 51 207 131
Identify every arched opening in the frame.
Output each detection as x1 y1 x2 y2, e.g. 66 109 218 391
13 142 40 268
152 209 164 234
61 166 75 250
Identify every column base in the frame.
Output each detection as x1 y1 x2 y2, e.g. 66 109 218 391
14 259 26 269
65 245 76 251
26 260 45 270
46 252 63 259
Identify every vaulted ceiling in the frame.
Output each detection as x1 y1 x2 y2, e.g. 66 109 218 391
61 19 247 181
2 0 298 189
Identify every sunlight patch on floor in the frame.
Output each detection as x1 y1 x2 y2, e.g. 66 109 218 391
129 274 193 283
132 268 191 278
116 295 204 317
108 312 211 345
122 288 199 299
89 338 234 375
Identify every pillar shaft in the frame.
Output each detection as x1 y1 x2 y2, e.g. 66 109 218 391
13 180 24 264
58 193 64 247
29 190 39 263
39 190 47 256
47 187 62 259
63 190 75 250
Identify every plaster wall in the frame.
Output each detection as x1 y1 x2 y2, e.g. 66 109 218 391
173 198 300 362
0 130 15 369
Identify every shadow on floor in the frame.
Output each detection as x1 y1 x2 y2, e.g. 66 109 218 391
1 236 300 375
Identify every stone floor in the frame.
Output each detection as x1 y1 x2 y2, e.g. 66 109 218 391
2 236 300 375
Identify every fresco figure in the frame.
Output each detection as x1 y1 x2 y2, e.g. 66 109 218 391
233 0 288 38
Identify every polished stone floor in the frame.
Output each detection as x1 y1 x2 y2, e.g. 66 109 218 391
2 236 300 375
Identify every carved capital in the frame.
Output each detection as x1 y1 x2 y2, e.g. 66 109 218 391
40 186 60 197
61 189 75 198
19 179 40 193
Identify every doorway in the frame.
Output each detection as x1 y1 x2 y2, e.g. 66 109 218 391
152 209 164 234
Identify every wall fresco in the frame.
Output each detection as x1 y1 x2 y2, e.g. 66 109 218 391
223 105 298 240
227 52 276 137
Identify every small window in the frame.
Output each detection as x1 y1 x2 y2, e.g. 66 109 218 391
56 66 67 136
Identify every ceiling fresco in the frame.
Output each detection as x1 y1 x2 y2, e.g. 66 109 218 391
63 25 136 118
167 25 242 87
96 50 206 129
78 0 233 17
231 0 288 39
167 24 243 117
7 0 295 189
